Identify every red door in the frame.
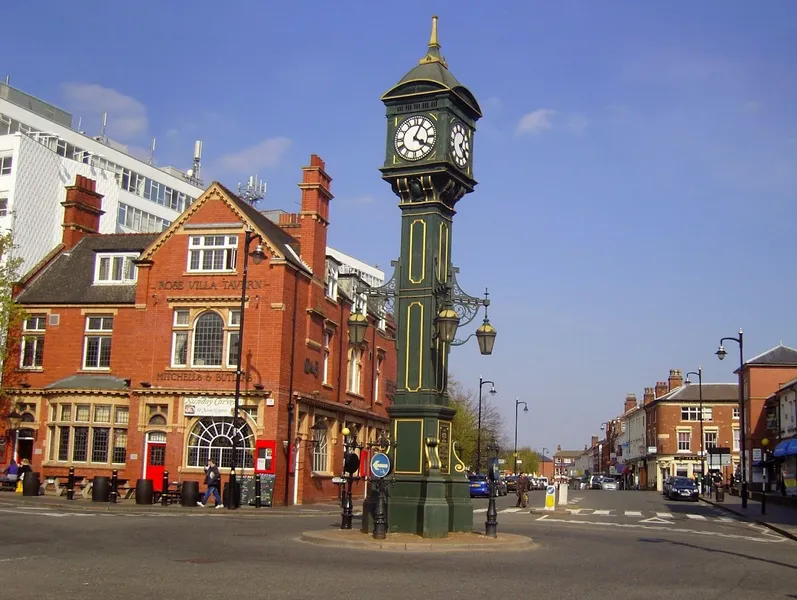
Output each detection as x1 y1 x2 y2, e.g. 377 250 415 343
145 443 166 491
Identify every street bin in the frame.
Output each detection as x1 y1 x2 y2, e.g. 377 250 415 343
91 476 111 502
715 485 725 503
181 481 200 506
135 478 154 505
22 472 40 496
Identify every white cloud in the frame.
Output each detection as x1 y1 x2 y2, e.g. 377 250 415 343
60 83 148 139
516 109 557 135
217 137 292 173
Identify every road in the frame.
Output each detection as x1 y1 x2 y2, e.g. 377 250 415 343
0 491 794 600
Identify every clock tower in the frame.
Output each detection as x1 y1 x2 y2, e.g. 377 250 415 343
379 16 483 537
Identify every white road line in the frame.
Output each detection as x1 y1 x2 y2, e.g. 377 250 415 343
593 509 612 516
533 514 785 543
656 512 674 519
500 508 523 514
473 508 487 514
717 516 734 523
686 514 707 520
567 508 586 515
624 511 643 517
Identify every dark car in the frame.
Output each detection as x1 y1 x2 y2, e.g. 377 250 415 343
668 476 698 502
505 476 518 493
468 475 490 498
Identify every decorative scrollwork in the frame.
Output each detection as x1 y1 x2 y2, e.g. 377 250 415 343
452 441 467 474
359 260 399 341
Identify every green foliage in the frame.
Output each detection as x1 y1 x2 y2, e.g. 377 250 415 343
500 447 539 475
0 231 26 393
448 376 507 470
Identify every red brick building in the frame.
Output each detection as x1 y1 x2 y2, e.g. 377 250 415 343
1 156 395 506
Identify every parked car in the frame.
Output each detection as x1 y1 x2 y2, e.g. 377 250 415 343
662 476 675 496
505 476 518 492
496 477 508 496
590 475 604 489
601 477 618 491
668 477 699 502
468 474 490 498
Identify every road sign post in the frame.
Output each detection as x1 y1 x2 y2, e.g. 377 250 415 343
370 453 391 540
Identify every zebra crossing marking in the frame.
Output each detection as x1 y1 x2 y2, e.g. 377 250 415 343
593 509 612 516
656 512 674 519
624 510 643 517
686 514 707 520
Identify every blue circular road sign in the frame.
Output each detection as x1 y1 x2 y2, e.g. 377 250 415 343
370 452 391 478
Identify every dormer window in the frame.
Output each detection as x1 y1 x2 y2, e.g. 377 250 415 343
188 235 237 272
94 253 138 284
355 291 367 316
325 261 339 300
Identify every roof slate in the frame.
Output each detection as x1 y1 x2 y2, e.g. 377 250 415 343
654 383 738 403
16 234 158 305
44 374 129 390
745 344 797 367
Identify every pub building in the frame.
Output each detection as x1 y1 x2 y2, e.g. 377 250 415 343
1 155 395 506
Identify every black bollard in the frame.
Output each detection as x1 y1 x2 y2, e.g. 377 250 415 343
254 474 262 508
66 466 75 501
485 479 498 538
110 469 119 504
372 478 387 540
161 471 169 506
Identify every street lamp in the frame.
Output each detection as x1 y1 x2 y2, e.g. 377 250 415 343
761 437 769 515
485 437 501 538
475 376 497 473
716 328 747 508
542 447 549 481
340 425 363 529
685 367 705 492
228 229 266 510
513 399 528 476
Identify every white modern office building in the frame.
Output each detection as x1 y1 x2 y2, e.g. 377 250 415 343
0 82 205 275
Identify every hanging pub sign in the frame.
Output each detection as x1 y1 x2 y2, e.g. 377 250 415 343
184 396 235 417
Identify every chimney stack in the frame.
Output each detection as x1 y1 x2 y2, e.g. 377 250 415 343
591 435 599 448
624 393 638 413
556 444 562 452
296 154 332 276
655 381 669 398
643 387 655 405
61 175 104 249
668 368 683 391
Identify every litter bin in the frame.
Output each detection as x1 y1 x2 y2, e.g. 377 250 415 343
22 472 40 496
715 485 725 503
135 478 154 505
92 476 111 502
181 481 200 506
223 481 240 509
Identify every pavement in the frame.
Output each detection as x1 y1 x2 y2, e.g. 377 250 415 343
700 491 797 541
0 489 795 599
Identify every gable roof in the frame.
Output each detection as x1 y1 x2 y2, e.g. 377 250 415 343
15 234 158 305
140 182 309 273
744 344 797 368
650 383 738 403
554 450 583 458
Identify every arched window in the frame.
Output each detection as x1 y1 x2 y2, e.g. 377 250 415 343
192 312 224 366
187 417 254 469
149 414 167 426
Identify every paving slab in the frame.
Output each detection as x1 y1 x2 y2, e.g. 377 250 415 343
300 529 536 552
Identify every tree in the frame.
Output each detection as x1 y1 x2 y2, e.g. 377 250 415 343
448 376 508 471
0 231 26 396
500 446 539 475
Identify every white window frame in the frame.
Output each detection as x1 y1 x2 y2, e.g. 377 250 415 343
703 430 718 450
93 252 138 284
677 431 691 452
732 428 740 451
375 355 383 403
187 235 238 273
170 309 239 369
355 292 367 316
325 262 339 301
701 407 713 422
0 196 8 217
322 331 331 385
311 416 329 473
83 316 114 370
733 407 740 420
20 314 46 369
347 347 363 395
0 155 12 175
680 406 700 421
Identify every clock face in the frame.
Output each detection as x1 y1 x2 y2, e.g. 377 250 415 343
450 122 470 168
394 116 437 161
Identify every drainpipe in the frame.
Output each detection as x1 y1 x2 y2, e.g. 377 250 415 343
284 268 300 506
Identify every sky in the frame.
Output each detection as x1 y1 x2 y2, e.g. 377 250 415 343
4 1 797 454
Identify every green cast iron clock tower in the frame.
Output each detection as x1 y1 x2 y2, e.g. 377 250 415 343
379 16 483 537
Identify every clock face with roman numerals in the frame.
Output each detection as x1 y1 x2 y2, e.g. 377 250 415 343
450 122 470 168
394 116 436 161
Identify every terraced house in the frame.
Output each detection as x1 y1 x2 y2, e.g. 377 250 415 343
0 155 396 506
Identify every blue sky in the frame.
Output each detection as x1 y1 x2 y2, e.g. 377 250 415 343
5 1 797 453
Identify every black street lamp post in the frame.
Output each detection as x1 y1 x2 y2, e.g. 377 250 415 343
513 398 528 476
227 230 266 510
485 438 500 538
685 367 706 492
341 426 363 530
716 329 747 508
476 376 497 473
368 432 395 540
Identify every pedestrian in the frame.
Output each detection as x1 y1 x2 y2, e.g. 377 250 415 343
198 459 223 508
515 472 529 508
1 460 18 483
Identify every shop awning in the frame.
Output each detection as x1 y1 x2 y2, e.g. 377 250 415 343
772 438 797 458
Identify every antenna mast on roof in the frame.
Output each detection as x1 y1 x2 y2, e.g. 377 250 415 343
186 140 203 186
238 174 267 206
148 138 156 166
100 112 108 145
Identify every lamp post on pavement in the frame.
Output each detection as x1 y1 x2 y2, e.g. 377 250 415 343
716 329 747 508
542 447 549 481
513 399 528 476
475 376 497 473
761 438 769 515
485 437 501 538
685 367 706 493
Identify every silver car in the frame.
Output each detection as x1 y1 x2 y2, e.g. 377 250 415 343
601 477 618 491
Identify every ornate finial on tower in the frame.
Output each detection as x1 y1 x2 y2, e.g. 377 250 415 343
419 15 448 68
